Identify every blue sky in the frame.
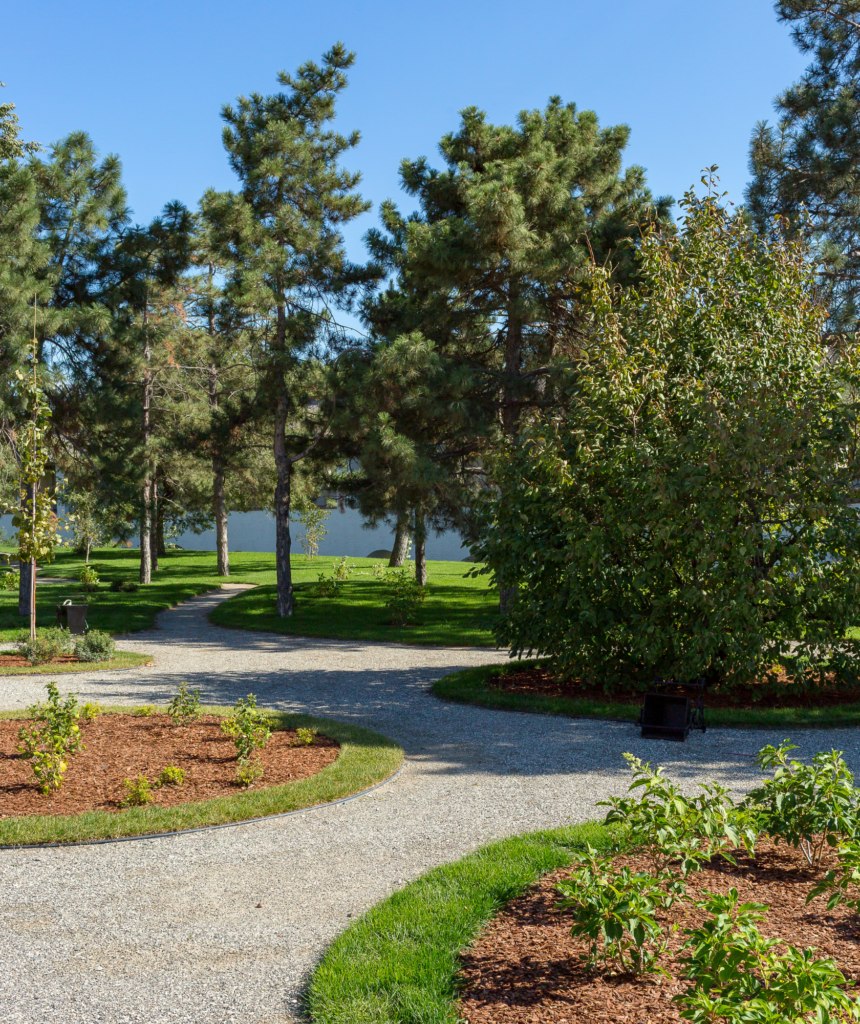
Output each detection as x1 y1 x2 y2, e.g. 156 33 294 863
3 0 807 261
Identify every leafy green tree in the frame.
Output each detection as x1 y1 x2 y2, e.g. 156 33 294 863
203 44 372 615
478 184 860 692
747 0 860 338
0 81 39 161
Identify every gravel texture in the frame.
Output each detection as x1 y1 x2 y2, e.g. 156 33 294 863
2 586 859 1023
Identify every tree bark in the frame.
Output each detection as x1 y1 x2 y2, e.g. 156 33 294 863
150 477 160 572
18 560 33 617
497 303 523 613
213 454 229 576
389 512 411 567
139 299 152 585
414 511 427 586
155 493 166 560
17 483 34 617
85 539 91 564
274 387 294 617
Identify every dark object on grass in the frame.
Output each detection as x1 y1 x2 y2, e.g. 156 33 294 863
55 598 89 635
639 678 707 741
109 578 139 593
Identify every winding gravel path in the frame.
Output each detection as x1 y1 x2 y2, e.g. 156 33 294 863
2 587 859 1024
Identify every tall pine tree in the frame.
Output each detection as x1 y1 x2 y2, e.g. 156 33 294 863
747 1 860 337
203 44 371 615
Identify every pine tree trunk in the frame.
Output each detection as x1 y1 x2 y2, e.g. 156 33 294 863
213 454 229 576
389 512 411 567
150 478 160 572
414 511 427 586
140 478 152 585
156 501 166 559
274 392 294 617
139 299 152 586
497 306 523 613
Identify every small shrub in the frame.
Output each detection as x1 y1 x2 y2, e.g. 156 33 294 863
109 578 139 593
73 629 116 663
675 888 859 1023
120 775 153 807
0 569 19 591
236 757 264 787
317 573 341 598
132 704 155 717
167 682 202 726
384 567 427 626
78 565 100 592
333 556 353 581
293 726 318 746
808 838 860 914
221 694 272 762
600 753 757 877
16 626 73 665
556 843 671 975
742 741 859 867
370 561 386 580
16 682 84 794
80 701 103 721
157 765 186 787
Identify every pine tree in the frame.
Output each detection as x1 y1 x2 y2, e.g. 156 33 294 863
0 81 39 162
203 44 371 616
747 1 860 337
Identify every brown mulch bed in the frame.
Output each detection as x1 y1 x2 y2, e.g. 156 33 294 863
491 667 860 711
458 839 860 1024
0 713 339 817
0 654 81 667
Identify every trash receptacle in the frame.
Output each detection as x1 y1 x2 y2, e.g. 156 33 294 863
56 597 88 635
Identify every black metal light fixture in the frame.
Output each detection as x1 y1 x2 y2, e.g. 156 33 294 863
638 678 707 741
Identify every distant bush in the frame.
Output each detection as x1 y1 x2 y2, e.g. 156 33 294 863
17 626 73 665
74 630 116 663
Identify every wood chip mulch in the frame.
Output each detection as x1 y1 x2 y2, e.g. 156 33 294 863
491 667 860 710
0 714 339 817
0 654 84 667
458 839 860 1024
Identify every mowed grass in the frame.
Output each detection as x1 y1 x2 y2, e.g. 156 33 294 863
432 661 860 729
0 549 498 648
0 650 153 675
210 557 498 647
306 822 611 1024
0 706 403 846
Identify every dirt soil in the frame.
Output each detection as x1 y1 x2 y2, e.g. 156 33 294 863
0 654 83 667
491 667 860 710
458 839 860 1024
0 713 339 817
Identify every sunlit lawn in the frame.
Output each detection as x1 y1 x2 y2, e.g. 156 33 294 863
0 549 498 647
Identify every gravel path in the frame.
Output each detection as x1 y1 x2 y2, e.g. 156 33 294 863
2 587 859 1024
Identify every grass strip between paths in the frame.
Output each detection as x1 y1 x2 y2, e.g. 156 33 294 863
0 651 154 676
431 661 860 729
305 822 611 1024
0 706 402 846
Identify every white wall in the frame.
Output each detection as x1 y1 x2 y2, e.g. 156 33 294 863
171 507 472 560
0 508 472 561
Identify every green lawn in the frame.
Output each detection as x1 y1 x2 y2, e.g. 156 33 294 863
0 549 498 647
306 822 611 1024
210 557 498 646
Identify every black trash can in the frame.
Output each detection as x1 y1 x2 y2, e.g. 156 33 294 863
56 598 88 635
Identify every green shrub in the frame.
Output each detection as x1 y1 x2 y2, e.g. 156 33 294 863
475 190 860 693
675 888 859 1023
16 682 84 793
316 573 341 598
120 775 153 807
78 565 100 591
222 694 271 785
0 569 19 591
293 726 318 746
167 681 202 726
601 753 757 878
16 626 73 665
73 629 116 663
383 567 427 626
132 704 155 717
80 701 103 721
157 765 186 787
556 843 671 975
742 741 859 867
109 578 139 593
333 556 353 581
